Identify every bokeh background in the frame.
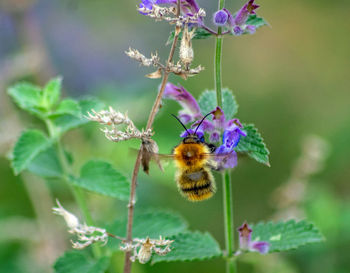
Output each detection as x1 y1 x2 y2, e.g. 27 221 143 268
1 0 350 272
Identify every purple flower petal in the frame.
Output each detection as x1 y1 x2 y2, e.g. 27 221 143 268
246 25 256 34
223 8 235 26
234 0 260 26
233 25 244 36
238 222 253 250
178 112 193 124
163 83 201 117
251 241 270 254
215 146 238 169
211 107 226 130
213 10 228 26
210 131 220 142
222 123 246 149
191 119 215 132
180 128 204 139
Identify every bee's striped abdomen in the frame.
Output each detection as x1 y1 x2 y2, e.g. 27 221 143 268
176 168 216 201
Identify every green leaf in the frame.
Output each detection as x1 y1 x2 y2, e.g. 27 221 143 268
51 99 82 117
71 160 130 200
27 146 63 178
167 28 213 45
251 220 324 253
11 130 51 175
107 209 188 250
235 124 270 166
7 83 46 117
54 251 109 273
42 77 62 110
51 97 105 135
245 14 269 29
198 89 238 118
152 231 222 264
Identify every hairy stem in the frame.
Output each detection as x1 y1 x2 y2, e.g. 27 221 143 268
123 2 181 273
44 119 102 258
214 0 237 272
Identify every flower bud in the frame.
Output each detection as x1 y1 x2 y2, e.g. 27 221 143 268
213 10 228 26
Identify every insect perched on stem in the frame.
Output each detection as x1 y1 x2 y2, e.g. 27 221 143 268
140 113 230 202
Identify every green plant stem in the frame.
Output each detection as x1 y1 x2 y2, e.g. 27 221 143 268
44 119 102 258
222 171 236 273
214 0 237 272
215 0 225 107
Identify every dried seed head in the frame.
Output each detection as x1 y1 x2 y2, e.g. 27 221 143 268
179 24 195 70
125 48 159 67
121 236 174 264
52 200 108 249
138 238 153 264
86 107 153 142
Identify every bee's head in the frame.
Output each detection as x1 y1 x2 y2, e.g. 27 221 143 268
183 133 205 144
172 113 211 144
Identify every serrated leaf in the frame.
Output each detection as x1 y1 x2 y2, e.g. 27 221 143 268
42 77 62 110
245 14 268 29
51 98 104 135
107 210 188 250
27 146 63 178
11 130 51 175
54 251 109 273
198 89 238 118
167 28 213 45
235 123 270 166
251 220 324 253
7 83 46 118
152 231 222 264
71 160 130 200
51 99 82 117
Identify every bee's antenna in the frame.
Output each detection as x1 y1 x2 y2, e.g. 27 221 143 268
171 114 190 134
194 112 212 134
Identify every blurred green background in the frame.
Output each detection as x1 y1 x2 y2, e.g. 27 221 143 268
0 0 350 272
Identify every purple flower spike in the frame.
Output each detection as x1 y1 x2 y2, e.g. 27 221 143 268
234 0 260 26
238 222 270 254
164 83 201 123
213 10 228 26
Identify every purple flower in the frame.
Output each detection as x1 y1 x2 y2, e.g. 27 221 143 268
238 222 270 254
234 0 259 26
212 0 260 36
180 128 204 139
163 84 247 169
163 83 202 124
213 10 228 26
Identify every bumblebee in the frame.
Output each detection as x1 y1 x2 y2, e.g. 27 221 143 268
141 113 226 202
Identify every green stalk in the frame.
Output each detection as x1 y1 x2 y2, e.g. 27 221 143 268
45 119 102 258
214 0 237 272
215 0 225 107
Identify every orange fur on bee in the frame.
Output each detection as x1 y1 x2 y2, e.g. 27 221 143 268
173 141 216 201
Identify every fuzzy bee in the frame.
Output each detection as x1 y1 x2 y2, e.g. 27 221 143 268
141 113 230 202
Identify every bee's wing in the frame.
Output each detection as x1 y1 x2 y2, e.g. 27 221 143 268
202 151 236 171
129 148 175 174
